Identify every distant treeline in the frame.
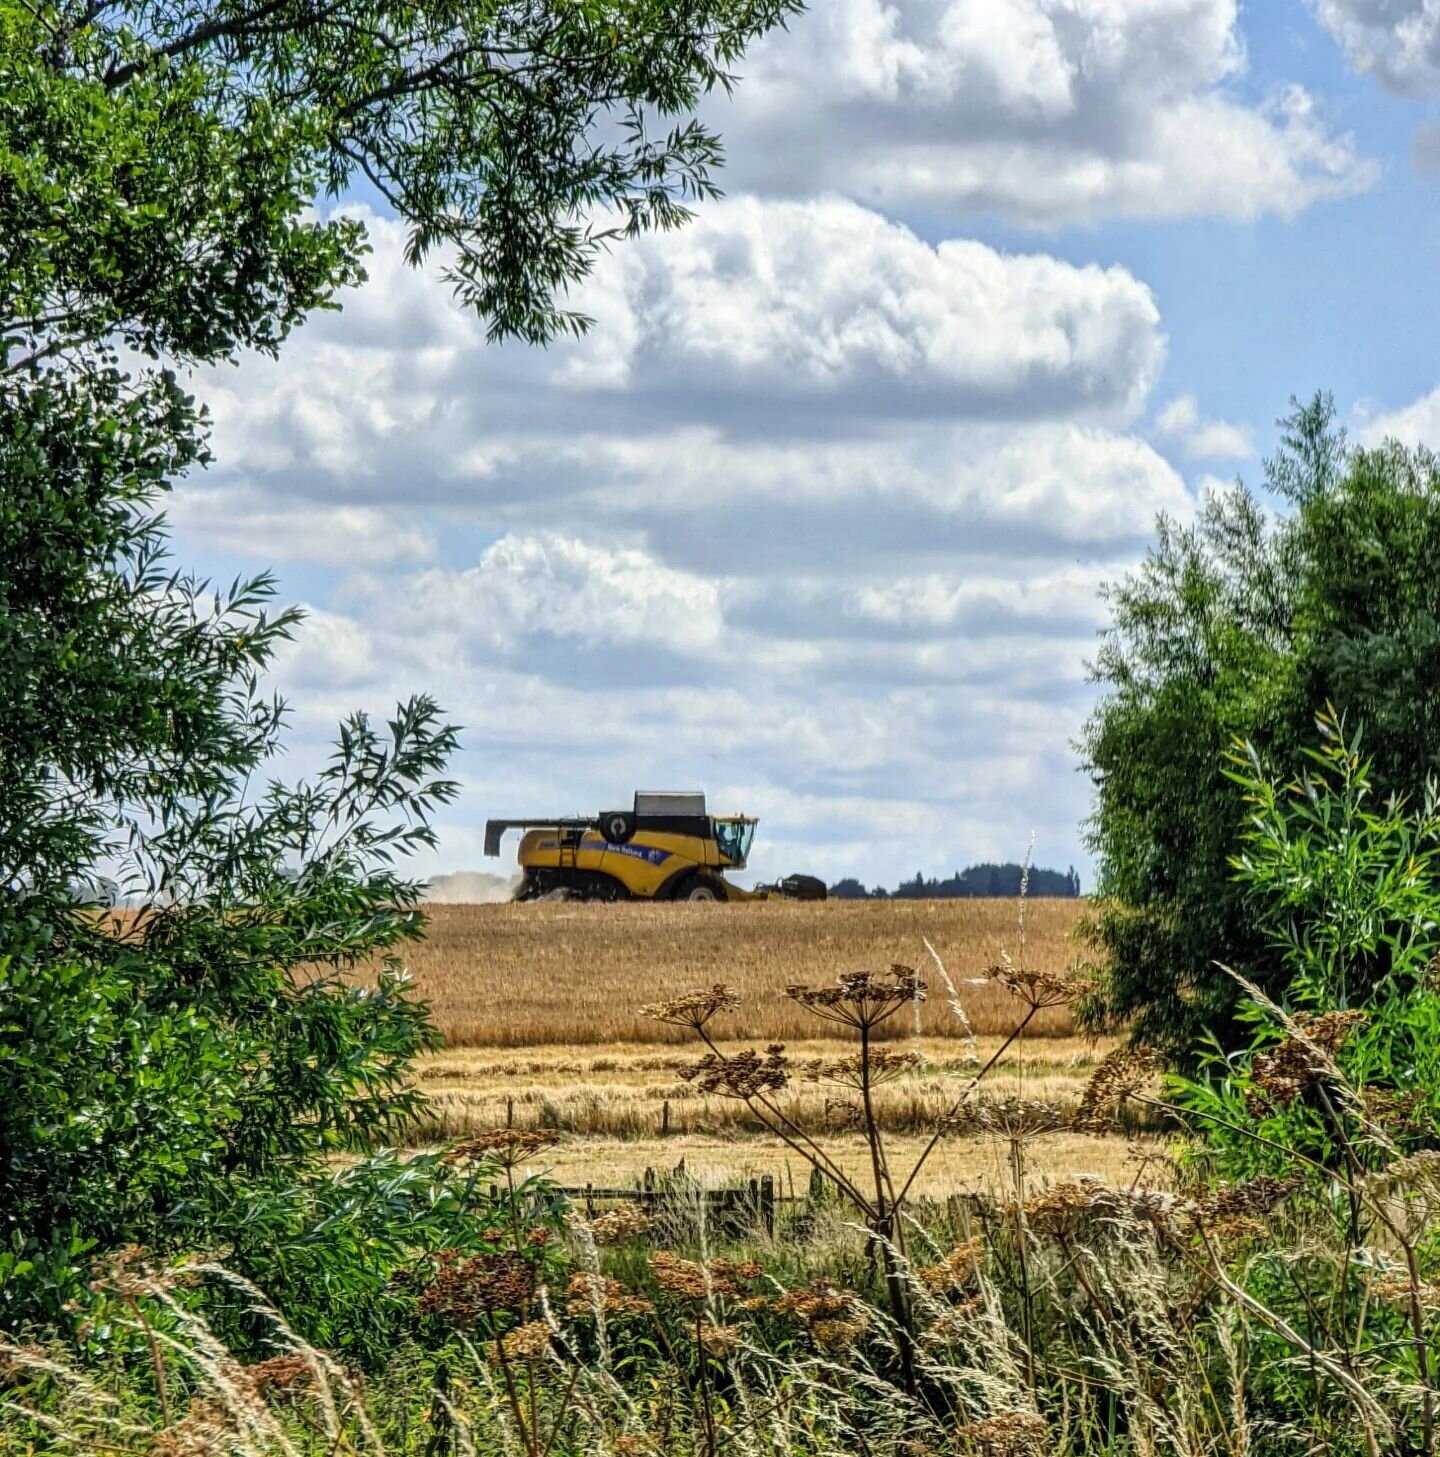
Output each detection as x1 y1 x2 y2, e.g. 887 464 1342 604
830 862 1082 900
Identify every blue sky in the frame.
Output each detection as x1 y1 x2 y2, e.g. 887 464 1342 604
168 0 1440 893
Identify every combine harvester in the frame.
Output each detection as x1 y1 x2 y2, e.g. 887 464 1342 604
484 791 826 903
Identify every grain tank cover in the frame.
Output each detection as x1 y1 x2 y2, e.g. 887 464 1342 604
634 790 707 818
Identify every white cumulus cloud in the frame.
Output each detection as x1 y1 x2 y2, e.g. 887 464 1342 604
1313 0 1440 96
713 0 1375 225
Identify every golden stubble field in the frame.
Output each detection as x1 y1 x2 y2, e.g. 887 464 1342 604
401 896 1086 1047
389 897 1150 1195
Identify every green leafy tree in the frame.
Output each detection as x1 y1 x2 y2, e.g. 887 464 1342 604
0 0 798 1340
1176 712 1440 1177
1082 394 1440 1058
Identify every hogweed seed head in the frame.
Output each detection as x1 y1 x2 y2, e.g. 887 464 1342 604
640 985 741 1029
953 1411 1048 1455
918 1237 983 1292
443 1129 560 1168
679 1045 789 1098
1073 1045 1161 1134
985 956 1087 1011
803 1050 922 1089
786 967 926 1029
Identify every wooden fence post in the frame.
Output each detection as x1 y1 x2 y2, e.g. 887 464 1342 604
760 1174 775 1237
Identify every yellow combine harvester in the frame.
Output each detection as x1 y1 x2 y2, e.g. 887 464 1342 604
483 791 826 903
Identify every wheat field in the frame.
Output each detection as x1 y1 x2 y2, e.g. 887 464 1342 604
395 896 1088 1047
392 896 1139 1191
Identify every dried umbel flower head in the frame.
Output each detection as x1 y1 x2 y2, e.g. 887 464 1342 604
419 1249 537 1326
986 956 1087 1011
1248 1010 1367 1112
786 967 926 1029
680 1045 790 1098
566 1272 653 1318
1192 1174 1301 1232
243 1354 312 1395
489 1320 554 1366
699 1322 743 1355
1373 1149 1440 1193
650 1252 713 1301
1363 1087 1433 1138
811 1313 870 1349
918 1237 983 1292
803 1050 922 1089
1018 1178 1180 1239
443 1129 561 1168
776 1279 859 1323
1073 1045 1161 1133
948 1097 1068 1138
953 1411 1048 1455
584 1204 652 1244
640 985 741 1029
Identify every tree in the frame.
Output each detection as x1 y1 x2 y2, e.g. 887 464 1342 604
0 0 797 1338
1081 395 1440 1060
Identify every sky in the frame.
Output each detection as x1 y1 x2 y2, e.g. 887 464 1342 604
168 0 1440 893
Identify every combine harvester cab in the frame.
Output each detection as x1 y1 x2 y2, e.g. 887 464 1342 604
483 791 825 903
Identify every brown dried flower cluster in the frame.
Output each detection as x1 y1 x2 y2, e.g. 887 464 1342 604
947 1098 1068 1138
777 1278 861 1324
566 1272 653 1318
1073 1045 1161 1133
649 1252 764 1301
639 985 741 1029
650 1252 713 1300
1374 1150 1440 1192
243 1354 311 1395
152 1403 232 1457
1192 1175 1301 1232
1363 1087 1432 1137
986 959 1087 1011
1018 1178 1179 1238
443 1129 561 1167
922 1296 984 1345
1248 1010 1367 1112
953 1411 1048 1455
786 967 926 1028
583 1204 653 1244
1372 1273 1440 1311
918 1237 983 1292
419 1249 536 1326
679 1045 790 1098
802 1050 922 1089
811 1314 871 1349
699 1322 743 1355
489 1320 554 1365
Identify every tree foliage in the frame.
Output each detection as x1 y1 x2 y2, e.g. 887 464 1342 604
0 0 798 1341
1083 394 1440 1058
